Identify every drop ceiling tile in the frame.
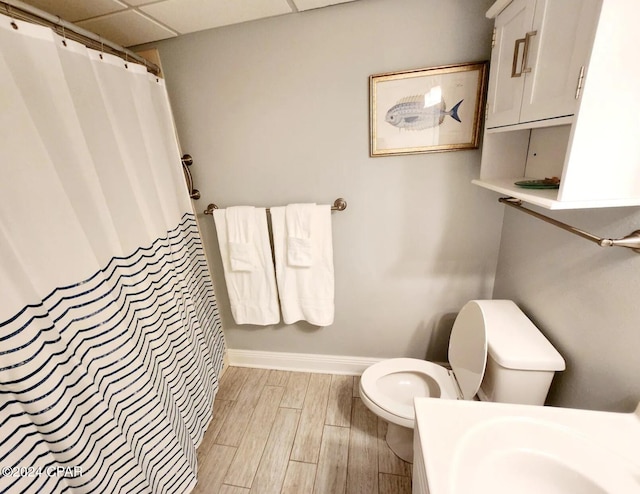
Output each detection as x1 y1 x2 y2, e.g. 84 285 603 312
292 0 357 12
20 0 127 22
76 10 177 47
140 0 293 34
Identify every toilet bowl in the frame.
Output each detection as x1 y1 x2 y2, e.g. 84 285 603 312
358 358 462 462
359 358 458 428
359 300 565 463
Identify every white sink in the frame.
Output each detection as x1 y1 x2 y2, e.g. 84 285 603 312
413 398 640 494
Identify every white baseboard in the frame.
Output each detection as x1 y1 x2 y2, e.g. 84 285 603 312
226 349 383 376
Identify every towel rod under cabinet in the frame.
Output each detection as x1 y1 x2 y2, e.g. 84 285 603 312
204 198 347 215
499 197 640 254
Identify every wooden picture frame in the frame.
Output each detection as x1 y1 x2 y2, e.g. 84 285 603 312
370 61 488 157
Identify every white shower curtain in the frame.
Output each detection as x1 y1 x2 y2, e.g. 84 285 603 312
0 13 224 494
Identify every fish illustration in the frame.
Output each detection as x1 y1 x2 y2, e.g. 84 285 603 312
385 92 463 130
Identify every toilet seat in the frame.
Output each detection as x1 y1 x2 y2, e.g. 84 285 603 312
359 358 459 423
359 301 490 428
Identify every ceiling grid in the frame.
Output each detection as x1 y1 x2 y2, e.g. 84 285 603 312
19 0 358 47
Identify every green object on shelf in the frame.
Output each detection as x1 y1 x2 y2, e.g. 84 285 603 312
514 180 560 189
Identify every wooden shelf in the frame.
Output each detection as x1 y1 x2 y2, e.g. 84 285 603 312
472 178 640 210
485 115 573 134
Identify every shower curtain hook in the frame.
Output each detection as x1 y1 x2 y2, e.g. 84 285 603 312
7 5 18 30
99 39 104 59
61 23 67 46
124 53 128 69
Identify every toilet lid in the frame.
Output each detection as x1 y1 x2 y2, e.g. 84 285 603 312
448 301 488 400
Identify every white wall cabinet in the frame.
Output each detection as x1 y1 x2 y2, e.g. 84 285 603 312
475 0 640 209
486 0 600 129
485 0 534 128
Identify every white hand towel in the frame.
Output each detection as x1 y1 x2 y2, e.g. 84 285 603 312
213 207 280 325
271 204 334 326
226 206 257 271
285 204 314 267
228 242 254 271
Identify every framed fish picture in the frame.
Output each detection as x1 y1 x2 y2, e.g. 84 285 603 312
369 61 488 156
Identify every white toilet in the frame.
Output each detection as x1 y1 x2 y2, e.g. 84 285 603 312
359 300 566 462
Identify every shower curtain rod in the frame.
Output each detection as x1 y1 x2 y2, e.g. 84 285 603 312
204 198 348 215
0 0 161 76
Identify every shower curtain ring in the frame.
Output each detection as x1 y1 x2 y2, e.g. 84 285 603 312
61 23 67 46
7 6 18 30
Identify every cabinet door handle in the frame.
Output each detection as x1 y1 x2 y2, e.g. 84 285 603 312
521 30 538 74
511 37 526 78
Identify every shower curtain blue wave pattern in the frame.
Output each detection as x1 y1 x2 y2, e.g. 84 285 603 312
0 14 225 494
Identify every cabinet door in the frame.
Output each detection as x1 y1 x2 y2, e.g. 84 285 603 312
519 0 601 124
485 0 536 129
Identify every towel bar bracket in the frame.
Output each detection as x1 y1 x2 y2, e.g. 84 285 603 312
499 197 640 254
333 198 347 211
599 231 640 252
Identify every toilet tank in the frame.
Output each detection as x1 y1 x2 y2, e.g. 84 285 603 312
474 300 565 406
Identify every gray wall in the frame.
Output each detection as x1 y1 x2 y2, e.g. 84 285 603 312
153 0 503 359
493 206 640 412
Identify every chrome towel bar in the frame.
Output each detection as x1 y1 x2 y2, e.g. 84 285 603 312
204 198 347 215
499 197 640 254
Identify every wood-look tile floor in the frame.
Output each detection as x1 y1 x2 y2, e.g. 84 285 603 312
194 367 413 494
